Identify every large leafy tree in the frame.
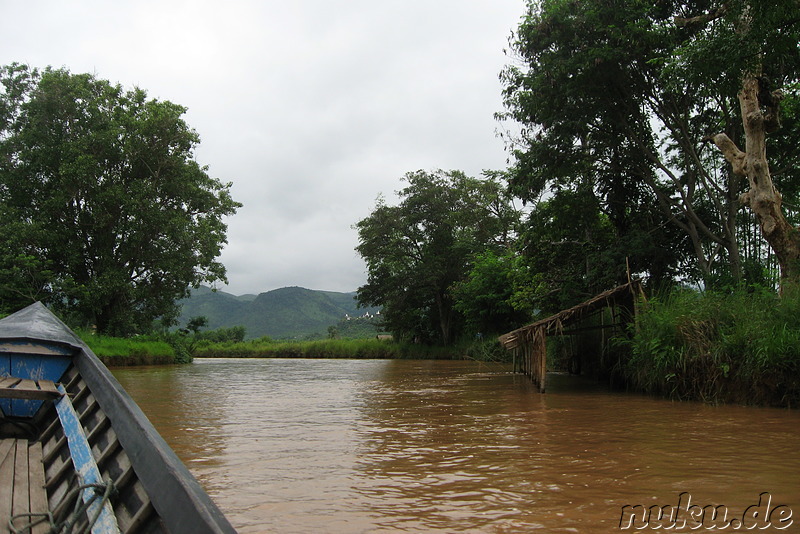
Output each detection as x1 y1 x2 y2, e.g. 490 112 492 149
355 170 519 344
498 0 800 288
0 64 240 334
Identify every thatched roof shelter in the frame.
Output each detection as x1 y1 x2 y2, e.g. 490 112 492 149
498 280 643 392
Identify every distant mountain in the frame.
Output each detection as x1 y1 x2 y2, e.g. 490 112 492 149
176 286 379 339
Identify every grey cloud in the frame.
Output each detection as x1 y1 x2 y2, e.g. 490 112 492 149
1 0 522 295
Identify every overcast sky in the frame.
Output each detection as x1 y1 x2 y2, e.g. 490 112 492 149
1 0 524 296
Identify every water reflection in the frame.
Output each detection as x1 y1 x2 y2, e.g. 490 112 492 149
113 359 800 533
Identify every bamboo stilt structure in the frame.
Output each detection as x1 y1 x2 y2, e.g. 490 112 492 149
498 280 642 392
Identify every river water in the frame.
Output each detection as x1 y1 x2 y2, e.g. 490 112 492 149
112 358 800 533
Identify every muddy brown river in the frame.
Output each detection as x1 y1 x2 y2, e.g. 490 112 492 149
112 358 800 533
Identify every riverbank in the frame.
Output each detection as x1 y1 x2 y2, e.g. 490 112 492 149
618 287 800 407
81 333 178 366
65 290 799 407
193 337 508 361
87 285 800 408
80 332 510 366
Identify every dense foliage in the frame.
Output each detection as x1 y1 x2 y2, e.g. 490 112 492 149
350 1 800 399
0 64 240 334
355 170 521 344
499 0 800 291
621 287 800 406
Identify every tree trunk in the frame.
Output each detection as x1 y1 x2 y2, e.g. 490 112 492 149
434 289 453 345
712 75 800 289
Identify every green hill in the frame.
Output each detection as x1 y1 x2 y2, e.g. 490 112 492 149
176 286 380 339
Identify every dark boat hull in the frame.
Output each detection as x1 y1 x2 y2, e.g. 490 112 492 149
0 303 236 533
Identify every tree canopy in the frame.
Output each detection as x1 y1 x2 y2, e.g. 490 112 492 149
352 2 800 345
499 0 800 291
355 170 520 344
0 64 240 334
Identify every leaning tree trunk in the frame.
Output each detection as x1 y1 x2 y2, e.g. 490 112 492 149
712 75 800 289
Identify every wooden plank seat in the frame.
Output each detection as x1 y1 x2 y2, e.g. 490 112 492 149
0 377 62 400
0 438 50 534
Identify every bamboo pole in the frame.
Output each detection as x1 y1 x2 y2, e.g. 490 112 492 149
500 280 645 393
537 329 547 393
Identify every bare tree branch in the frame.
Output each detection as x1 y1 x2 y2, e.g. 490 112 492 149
674 4 729 28
711 133 747 176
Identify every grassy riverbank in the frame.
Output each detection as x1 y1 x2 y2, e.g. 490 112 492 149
81 332 178 366
619 287 800 407
193 337 506 360
77 286 800 407
78 331 510 365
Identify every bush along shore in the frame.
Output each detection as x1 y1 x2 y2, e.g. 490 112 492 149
618 287 800 407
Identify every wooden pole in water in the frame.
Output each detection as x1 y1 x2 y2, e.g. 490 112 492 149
536 329 547 393
524 334 530 377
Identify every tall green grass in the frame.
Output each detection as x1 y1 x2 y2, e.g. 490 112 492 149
194 337 474 360
619 287 800 406
79 331 177 366
76 331 509 365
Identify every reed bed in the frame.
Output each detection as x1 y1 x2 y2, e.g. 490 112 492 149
194 337 466 360
80 332 177 366
619 287 800 406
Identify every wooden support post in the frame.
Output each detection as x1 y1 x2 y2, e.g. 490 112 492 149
527 340 532 377
527 328 546 393
538 330 547 393
500 280 645 393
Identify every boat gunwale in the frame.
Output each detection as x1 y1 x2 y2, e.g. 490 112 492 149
0 302 236 534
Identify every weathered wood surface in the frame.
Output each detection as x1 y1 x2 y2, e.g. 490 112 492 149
1 438 50 534
0 302 237 534
27 442 48 534
0 439 15 527
54 383 121 533
0 377 62 400
43 366 165 533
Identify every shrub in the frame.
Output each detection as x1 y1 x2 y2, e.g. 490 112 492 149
619 287 800 405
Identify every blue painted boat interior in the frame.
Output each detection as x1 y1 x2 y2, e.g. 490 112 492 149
0 341 73 417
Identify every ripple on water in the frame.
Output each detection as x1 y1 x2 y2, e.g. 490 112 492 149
113 359 800 533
